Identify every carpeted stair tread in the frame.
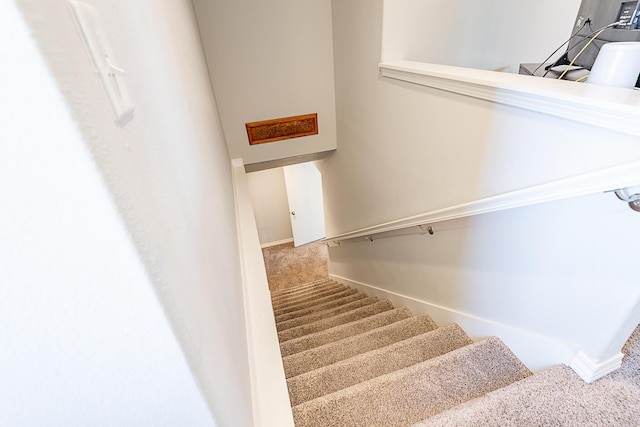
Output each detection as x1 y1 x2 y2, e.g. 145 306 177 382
274 281 640 426
278 300 395 342
270 279 333 298
415 364 640 427
272 287 357 315
273 288 361 316
287 323 472 405
275 292 369 323
271 279 340 304
280 307 413 357
291 337 531 427
272 284 337 307
283 314 439 378
609 323 640 388
276 296 380 332
271 283 348 310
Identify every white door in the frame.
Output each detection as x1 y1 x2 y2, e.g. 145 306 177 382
283 162 326 247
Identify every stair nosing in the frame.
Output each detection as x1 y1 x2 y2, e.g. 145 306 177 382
276 296 380 332
286 323 473 405
278 300 395 343
275 292 369 323
279 307 414 357
273 288 361 315
271 280 340 302
292 337 532 426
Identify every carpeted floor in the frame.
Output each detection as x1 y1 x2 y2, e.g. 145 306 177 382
261 240 328 292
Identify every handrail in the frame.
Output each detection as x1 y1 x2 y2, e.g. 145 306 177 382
325 160 640 245
325 224 434 247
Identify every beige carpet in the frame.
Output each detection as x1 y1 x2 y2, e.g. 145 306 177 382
270 280 640 426
262 240 328 292
417 323 640 426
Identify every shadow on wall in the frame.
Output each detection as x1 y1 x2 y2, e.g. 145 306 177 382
381 0 581 73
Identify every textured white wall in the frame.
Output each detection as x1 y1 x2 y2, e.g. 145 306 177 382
247 168 293 246
192 0 337 166
382 0 581 72
10 0 253 425
0 2 216 425
323 0 640 370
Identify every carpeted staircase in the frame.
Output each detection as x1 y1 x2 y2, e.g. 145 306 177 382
271 278 640 426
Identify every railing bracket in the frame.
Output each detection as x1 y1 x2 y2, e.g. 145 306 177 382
419 225 435 235
613 186 640 212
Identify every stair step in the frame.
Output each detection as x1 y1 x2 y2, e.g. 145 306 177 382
291 337 531 427
272 283 354 314
415 364 640 426
283 314 438 378
270 279 332 298
275 292 368 323
280 307 413 357
278 300 395 342
271 279 341 305
276 296 379 332
273 288 361 317
288 323 472 405
272 283 347 310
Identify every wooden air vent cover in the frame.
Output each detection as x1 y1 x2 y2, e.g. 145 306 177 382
245 113 318 145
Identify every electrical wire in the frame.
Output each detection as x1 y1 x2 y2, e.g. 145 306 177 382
540 20 620 78
542 35 595 77
531 20 590 76
557 21 622 80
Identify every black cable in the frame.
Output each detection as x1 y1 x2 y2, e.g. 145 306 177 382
531 19 590 76
557 21 621 80
546 20 621 79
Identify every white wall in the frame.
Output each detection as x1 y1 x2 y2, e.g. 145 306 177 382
10 1 253 425
247 168 293 246
192 0 337 167
330 192 640 371
324 0 640 235
382 0 581 72
322 0 640 374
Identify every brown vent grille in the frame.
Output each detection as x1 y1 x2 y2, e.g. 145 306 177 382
246 113 318 145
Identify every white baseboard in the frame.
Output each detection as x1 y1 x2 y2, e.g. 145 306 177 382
261 238 294 249
569 350 624 383
330 274 577 373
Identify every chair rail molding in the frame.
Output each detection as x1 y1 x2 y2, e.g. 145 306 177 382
379 60 640 137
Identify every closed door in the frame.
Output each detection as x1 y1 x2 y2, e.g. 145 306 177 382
283 162 326 247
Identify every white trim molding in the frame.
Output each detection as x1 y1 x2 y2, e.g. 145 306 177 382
569 350 625 383
379 60 640 137
261 238 294 249
231 160 295 427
